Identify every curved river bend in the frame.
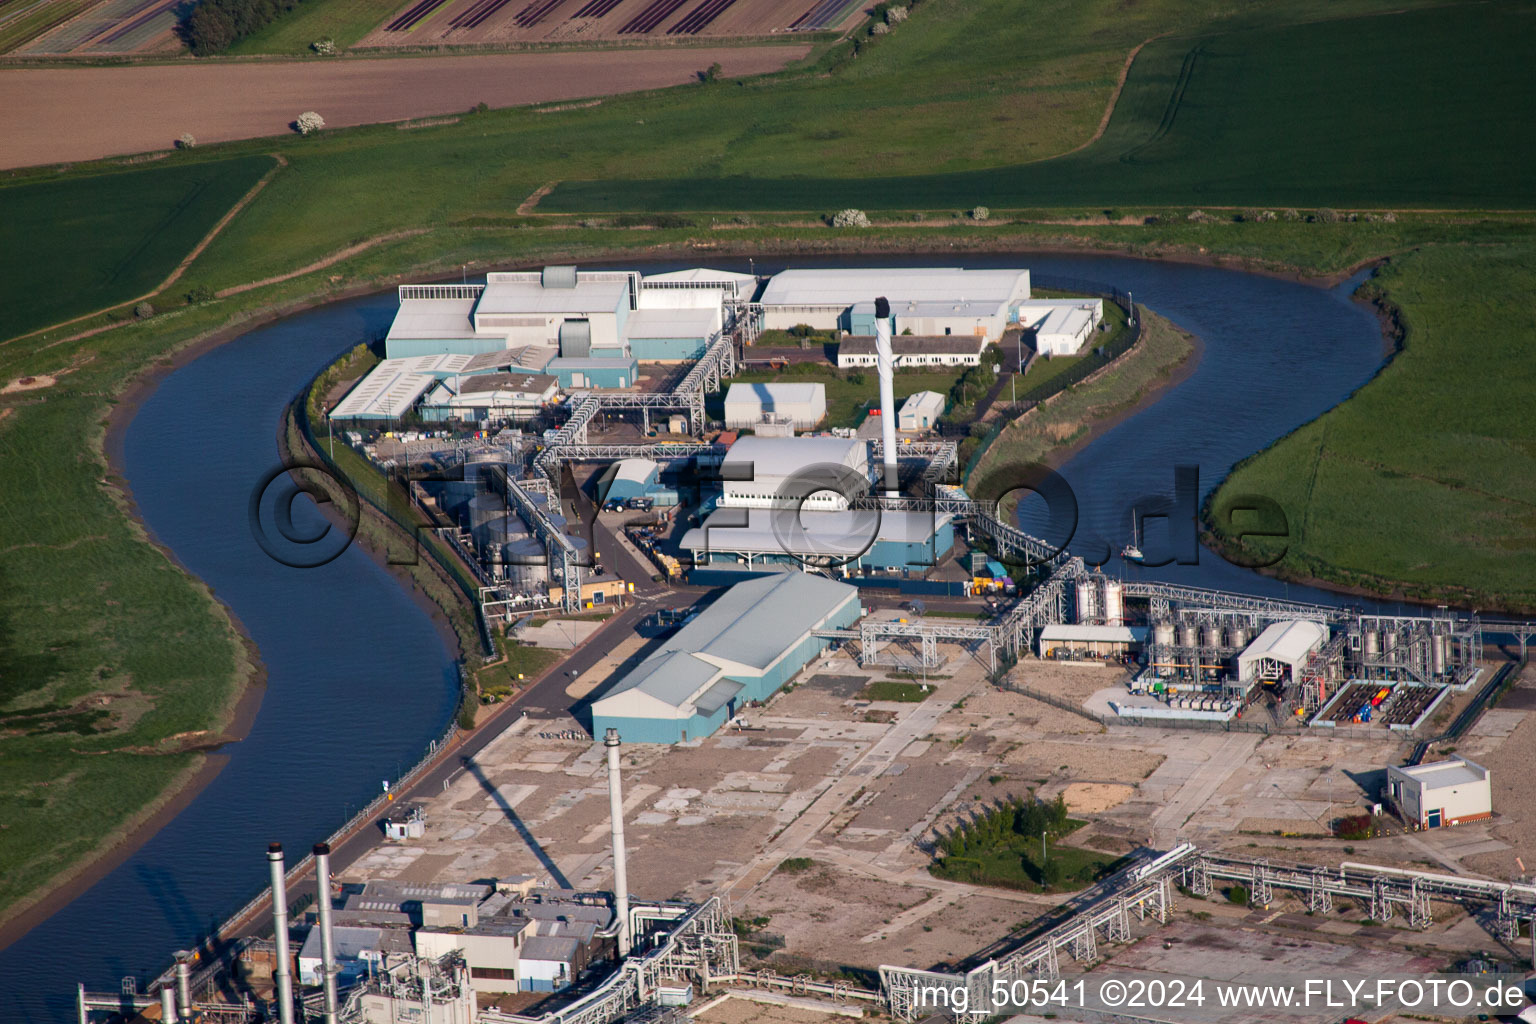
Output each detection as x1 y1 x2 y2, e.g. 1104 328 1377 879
0 253 1399 1022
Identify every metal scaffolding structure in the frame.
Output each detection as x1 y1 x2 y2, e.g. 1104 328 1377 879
502 473 586 613
878 844 1536 1022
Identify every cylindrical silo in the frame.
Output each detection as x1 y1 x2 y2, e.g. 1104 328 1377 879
1101 580 1124 626
1362 630 1380 658
1431 635 1447 676
1180 623 1199 648
1202 625 1222 649
1075 579 1099 624
467 492 502 536
1153 622 1175 648
1227 626 1248 650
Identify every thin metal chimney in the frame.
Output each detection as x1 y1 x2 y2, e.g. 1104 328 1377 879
873 296 898 496
313 843 340 1024
603 728 631 957
267 843 295 1024
174 954 192 1019
160 985 178 1024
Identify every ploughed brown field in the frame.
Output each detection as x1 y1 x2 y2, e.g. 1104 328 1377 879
0 45 809 169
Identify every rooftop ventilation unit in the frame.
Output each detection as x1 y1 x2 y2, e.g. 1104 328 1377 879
542 265 578 289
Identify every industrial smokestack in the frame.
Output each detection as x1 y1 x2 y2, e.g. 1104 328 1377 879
160 985 179 1024
604 728 631 957
873 296 898 497
174 954 192 1019
267 843 295 1024
313 843 340 1024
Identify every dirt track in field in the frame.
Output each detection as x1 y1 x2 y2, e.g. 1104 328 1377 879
0 46 808 169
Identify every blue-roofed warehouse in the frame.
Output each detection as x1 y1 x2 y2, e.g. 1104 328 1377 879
589 572 861 743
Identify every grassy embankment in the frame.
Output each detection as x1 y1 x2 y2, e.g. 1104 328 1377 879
4 0 1536 922
971 307 1196 482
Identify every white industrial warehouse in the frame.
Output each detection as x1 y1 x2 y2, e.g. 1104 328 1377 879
722 382 827 432
589 572 861 743
759 267 1030 339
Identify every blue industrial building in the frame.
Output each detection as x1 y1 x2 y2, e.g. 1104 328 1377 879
589 573 861 743
680 508 955 573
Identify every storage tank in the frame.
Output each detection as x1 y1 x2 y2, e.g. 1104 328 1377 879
1074 579 1099 624
1382 630 1398 654
1431 635 1448 676
502 537 549 588
1202 625 1222 648
1153 622 1175 648
1101 580 1124 626
1227 626 1248 650
467 493 502 535
464 449 508 487
1362 629 1380 658
1180 624 1199 648
478 513 529 555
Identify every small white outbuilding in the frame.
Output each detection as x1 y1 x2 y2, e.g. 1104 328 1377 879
898 390 945 431
1386 757 1492 828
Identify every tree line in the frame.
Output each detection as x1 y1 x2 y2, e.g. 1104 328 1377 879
180 0 305 55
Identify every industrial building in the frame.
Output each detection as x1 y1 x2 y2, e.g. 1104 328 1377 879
589 572 861 743
420 372 559 423
758 267 1031 340
897 390 946 431
359 265 742 408
1236 620 1328 688
1038 623 1146 659
683 507 954 573
1017 298 1105 356
1386 757 1493 828
601 458 661 503
722 382 827 431
716 435 868 510
836 334 988 368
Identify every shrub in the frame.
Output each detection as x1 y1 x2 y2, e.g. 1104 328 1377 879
311 37 335 54
1256 209 1277 222
885 4 907 20
133 301 155 318
1186 209 1219 224
700 61 722 83
778 857 815 873
294 111 325 135
184 284 215 304
455 687 478 729
970 205 990 221
1227 884 1251 906
175 132 196 149
831 208 870 228
1333 813 1372 840
1316 207 1340 223
870 20 889 34
1280 208 1301 221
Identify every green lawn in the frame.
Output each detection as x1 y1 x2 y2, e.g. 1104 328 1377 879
225 0 403 54
860 680 932 702
542 3 1536 212
0 155 273 339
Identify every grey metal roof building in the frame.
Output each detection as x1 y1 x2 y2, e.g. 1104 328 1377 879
590 572 861 743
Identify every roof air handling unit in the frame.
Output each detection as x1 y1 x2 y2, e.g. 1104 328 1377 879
874 296 898 496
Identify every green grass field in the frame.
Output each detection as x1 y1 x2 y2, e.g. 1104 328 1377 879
542 3 1536 212
224 0 403 54
0 155 273 339
1207 245 1536 611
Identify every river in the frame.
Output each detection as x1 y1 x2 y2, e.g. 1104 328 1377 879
0 253 1397 1021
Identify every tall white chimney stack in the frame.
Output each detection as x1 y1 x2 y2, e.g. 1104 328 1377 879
873 296 899 497
604 728 631 957
267 843 295 1024
313 843 340 1024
